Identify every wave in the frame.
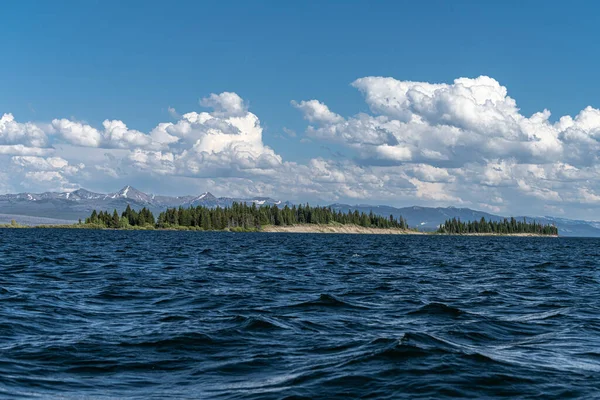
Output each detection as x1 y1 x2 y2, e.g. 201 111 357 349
118 332 216 349
159 315 188 322
409 302 465 317
236 315 290 331
284 294 369 310
478 289 500 296
504 309 566 322
531 261 555 268
94 289 144 301
337 333 465 368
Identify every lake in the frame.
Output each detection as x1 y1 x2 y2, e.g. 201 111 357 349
0 230 598 399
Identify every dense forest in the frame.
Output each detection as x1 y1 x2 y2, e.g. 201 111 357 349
84 203 410 231
85 206 156 228
437 217 558 235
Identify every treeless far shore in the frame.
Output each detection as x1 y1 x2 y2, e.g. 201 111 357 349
261 224 423 235
261 224 557 236
0 222 558 236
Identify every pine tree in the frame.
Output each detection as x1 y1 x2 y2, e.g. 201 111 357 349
112 209 120 228
85 202 413 231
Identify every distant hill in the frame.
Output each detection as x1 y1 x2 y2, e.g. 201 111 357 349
1 186 599 236
328 204 600 238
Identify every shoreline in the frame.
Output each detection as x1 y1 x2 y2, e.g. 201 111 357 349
0 223 420 235
432 232 558 237
0 223 557 236
261 226 556 236
261 224 422 235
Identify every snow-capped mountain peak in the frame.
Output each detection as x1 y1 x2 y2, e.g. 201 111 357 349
70 188 103 200
0 185 290 223
194 192 213 201
109 186 152 203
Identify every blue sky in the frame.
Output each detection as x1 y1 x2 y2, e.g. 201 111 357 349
2 1 600 218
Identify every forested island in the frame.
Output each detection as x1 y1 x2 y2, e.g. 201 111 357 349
83 203 412 232
437 217 558 236
0 203 558 236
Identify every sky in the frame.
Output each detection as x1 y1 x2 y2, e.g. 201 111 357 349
2 0 600 219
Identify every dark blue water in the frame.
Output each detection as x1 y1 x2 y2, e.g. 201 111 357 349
1 230 599 399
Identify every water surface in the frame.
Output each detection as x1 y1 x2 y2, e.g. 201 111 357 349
0 230 599 398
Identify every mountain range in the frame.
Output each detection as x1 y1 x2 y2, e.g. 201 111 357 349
1 185 599 237
0 186 282 221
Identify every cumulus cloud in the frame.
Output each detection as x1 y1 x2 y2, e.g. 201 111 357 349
12 156 83 175
129 96 284 178
0 113 48 148
285 75 600 215
127 149 175 175
51 119 103 147
51 119 156 149
8 91 284 181
405 164 454 183
294 76 600 168
149 123 180 145
1 92 286 193
10 155 85 191
292 100 344 124
200 92 248 118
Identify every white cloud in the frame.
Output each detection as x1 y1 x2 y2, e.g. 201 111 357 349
127 149 175 175
25 171 68 183
406 164 454 183
282 127 297 138
577 187 600 204
200 92 247 118
6 81 600 219
0 113 48 148
284 75 600 216
409 178 462 203
12 156 84 175
292 100 344 124
101 120 154 149
0 145 53 156
150 123 180 145
295 76 600 167
516 178 562 202
51 119 156 149
1 93 282 187
168 106 180 119
139 97 284 177
10 155 85 191
51 118 103 147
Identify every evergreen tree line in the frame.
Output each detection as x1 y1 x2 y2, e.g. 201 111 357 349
84 203 410 230
84 206 155 228
437 216 558 235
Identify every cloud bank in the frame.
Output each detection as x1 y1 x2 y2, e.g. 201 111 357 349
3 76 600 218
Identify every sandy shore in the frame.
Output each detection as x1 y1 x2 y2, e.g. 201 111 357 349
440 232 558 237
0 224 557 236
261 225 557 236
261 224 422 235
